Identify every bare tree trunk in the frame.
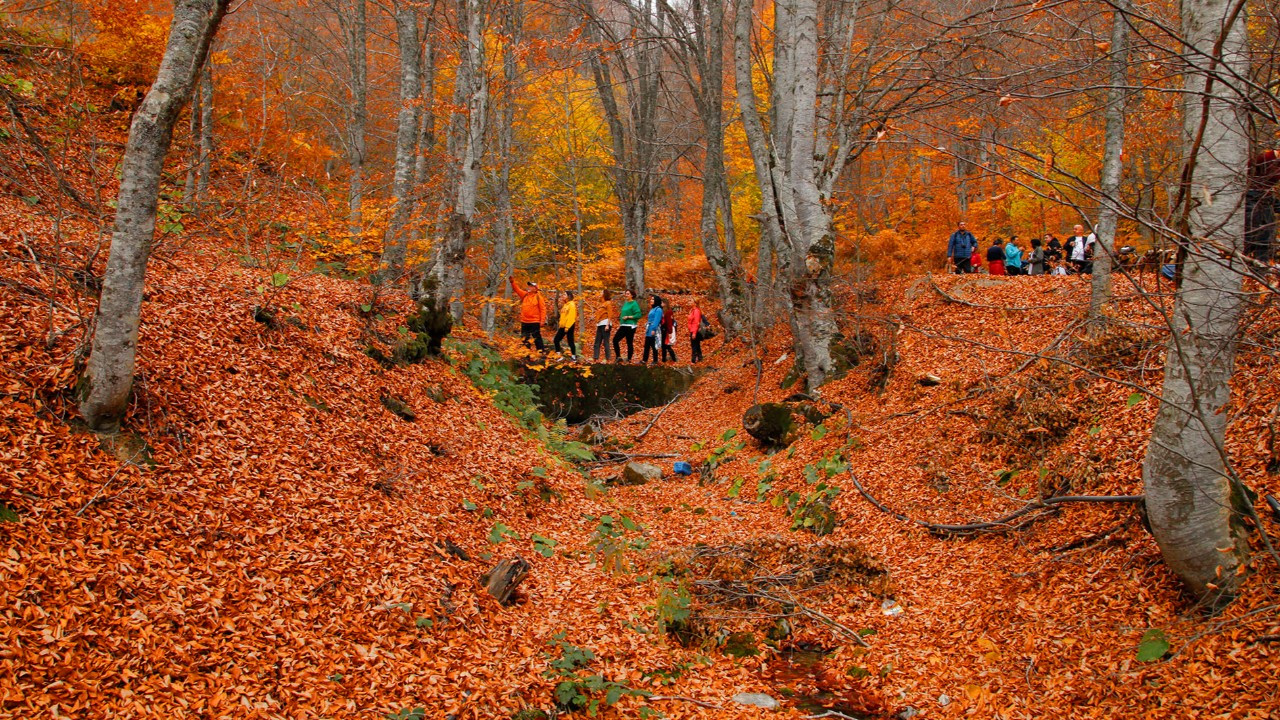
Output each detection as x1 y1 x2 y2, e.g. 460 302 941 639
734 0 783 334
659 0 747 335
196 61 213 202
339 0 368 241
80 0 231 432
1090 0 1131 324
481 0 522 336
1142 0 1250 607
435 0 488 319
379 0 423 280
183 67 203 205
581 0 662 300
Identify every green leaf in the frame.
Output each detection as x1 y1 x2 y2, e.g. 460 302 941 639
605 686 625 705
857 627 878 637
360 303 373 312
1136 629 1170 662
532 466 548 478
415 617 433 628
995 469 1018 487
1088 425 1102 436
811 424 828 440
720 428 737 441
462 500 477 511
1126 392 1145 408
271 271 291 287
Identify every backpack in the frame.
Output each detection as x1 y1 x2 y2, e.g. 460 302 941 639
696 317 716 341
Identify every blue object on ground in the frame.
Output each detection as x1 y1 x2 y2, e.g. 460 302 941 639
1161 264 1176 280
673 461 693 476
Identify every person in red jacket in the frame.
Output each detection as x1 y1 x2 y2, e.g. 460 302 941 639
688 299 705 363
660 302 677 362
510 276 546 351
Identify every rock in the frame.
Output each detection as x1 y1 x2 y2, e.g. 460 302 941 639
731 693 779 709
938 694 951 707
917 373 942 387
621 462 662 485
897 707 920 719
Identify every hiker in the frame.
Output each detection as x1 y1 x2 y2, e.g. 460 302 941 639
688 299 705 364
969 243 982 274
1004 236 1024 276
592 289 613 362
947 221 977 274
986 238 1006 275
1027 236 1046 275
660 302 677 363
1045 234 1063 263
509 276 546 351
553 290 577 358
613 290 642 362
1064 224 1095 275
642 295 664 364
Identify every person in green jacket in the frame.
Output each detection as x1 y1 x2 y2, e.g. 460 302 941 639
612 290 641 362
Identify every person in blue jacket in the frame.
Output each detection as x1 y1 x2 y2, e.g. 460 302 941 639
1004 236 1024 276
947 221 977 274
642 296 664 364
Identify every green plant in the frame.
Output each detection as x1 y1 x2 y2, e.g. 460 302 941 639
447 340 594 464
542 633 649 715
489 522 520 545
387 708 425 720
587 513 648 573
531 533 558 558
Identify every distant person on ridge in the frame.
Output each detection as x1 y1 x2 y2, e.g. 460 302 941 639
593 289 613 362
1004 236 1024 276
688 299 705 364
947 220 977 274
642 295 664 364
553 290 577 358
660 302 677 363
510 276 546 351
613 290 642 362
986 238 1006 275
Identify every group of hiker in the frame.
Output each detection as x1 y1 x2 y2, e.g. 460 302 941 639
946 221 1100 276
509 277 713 364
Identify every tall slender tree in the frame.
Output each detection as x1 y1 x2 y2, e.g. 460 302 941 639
1090 0 1132 324
434 0 489 318
379 0 424 279
81 0 232 431
1141 0 1251 607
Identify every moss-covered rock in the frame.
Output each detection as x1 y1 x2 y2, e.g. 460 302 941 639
524 363 696 423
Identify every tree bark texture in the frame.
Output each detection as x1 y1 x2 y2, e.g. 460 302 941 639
481 0 522 336
379 0 423 280
1142 0 1250 607
435 0 488 319
81 0 231 431
338 0 368 241
1090 1 1130 323
581 0 664 300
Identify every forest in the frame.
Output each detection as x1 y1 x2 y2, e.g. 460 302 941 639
0 0 1278 717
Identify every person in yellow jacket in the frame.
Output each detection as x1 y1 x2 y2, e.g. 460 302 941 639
510 275 546 351
553 290 578 358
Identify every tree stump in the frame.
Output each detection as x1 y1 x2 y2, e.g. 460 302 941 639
743 400 829 447
480 556 529 605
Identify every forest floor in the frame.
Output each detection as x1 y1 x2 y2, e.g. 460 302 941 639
2 222 1279 719
2 31 1279 720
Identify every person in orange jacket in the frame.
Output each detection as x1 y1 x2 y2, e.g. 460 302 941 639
510 276 546 351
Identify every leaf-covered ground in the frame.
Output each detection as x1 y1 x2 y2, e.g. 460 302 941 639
1 31 1278 720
